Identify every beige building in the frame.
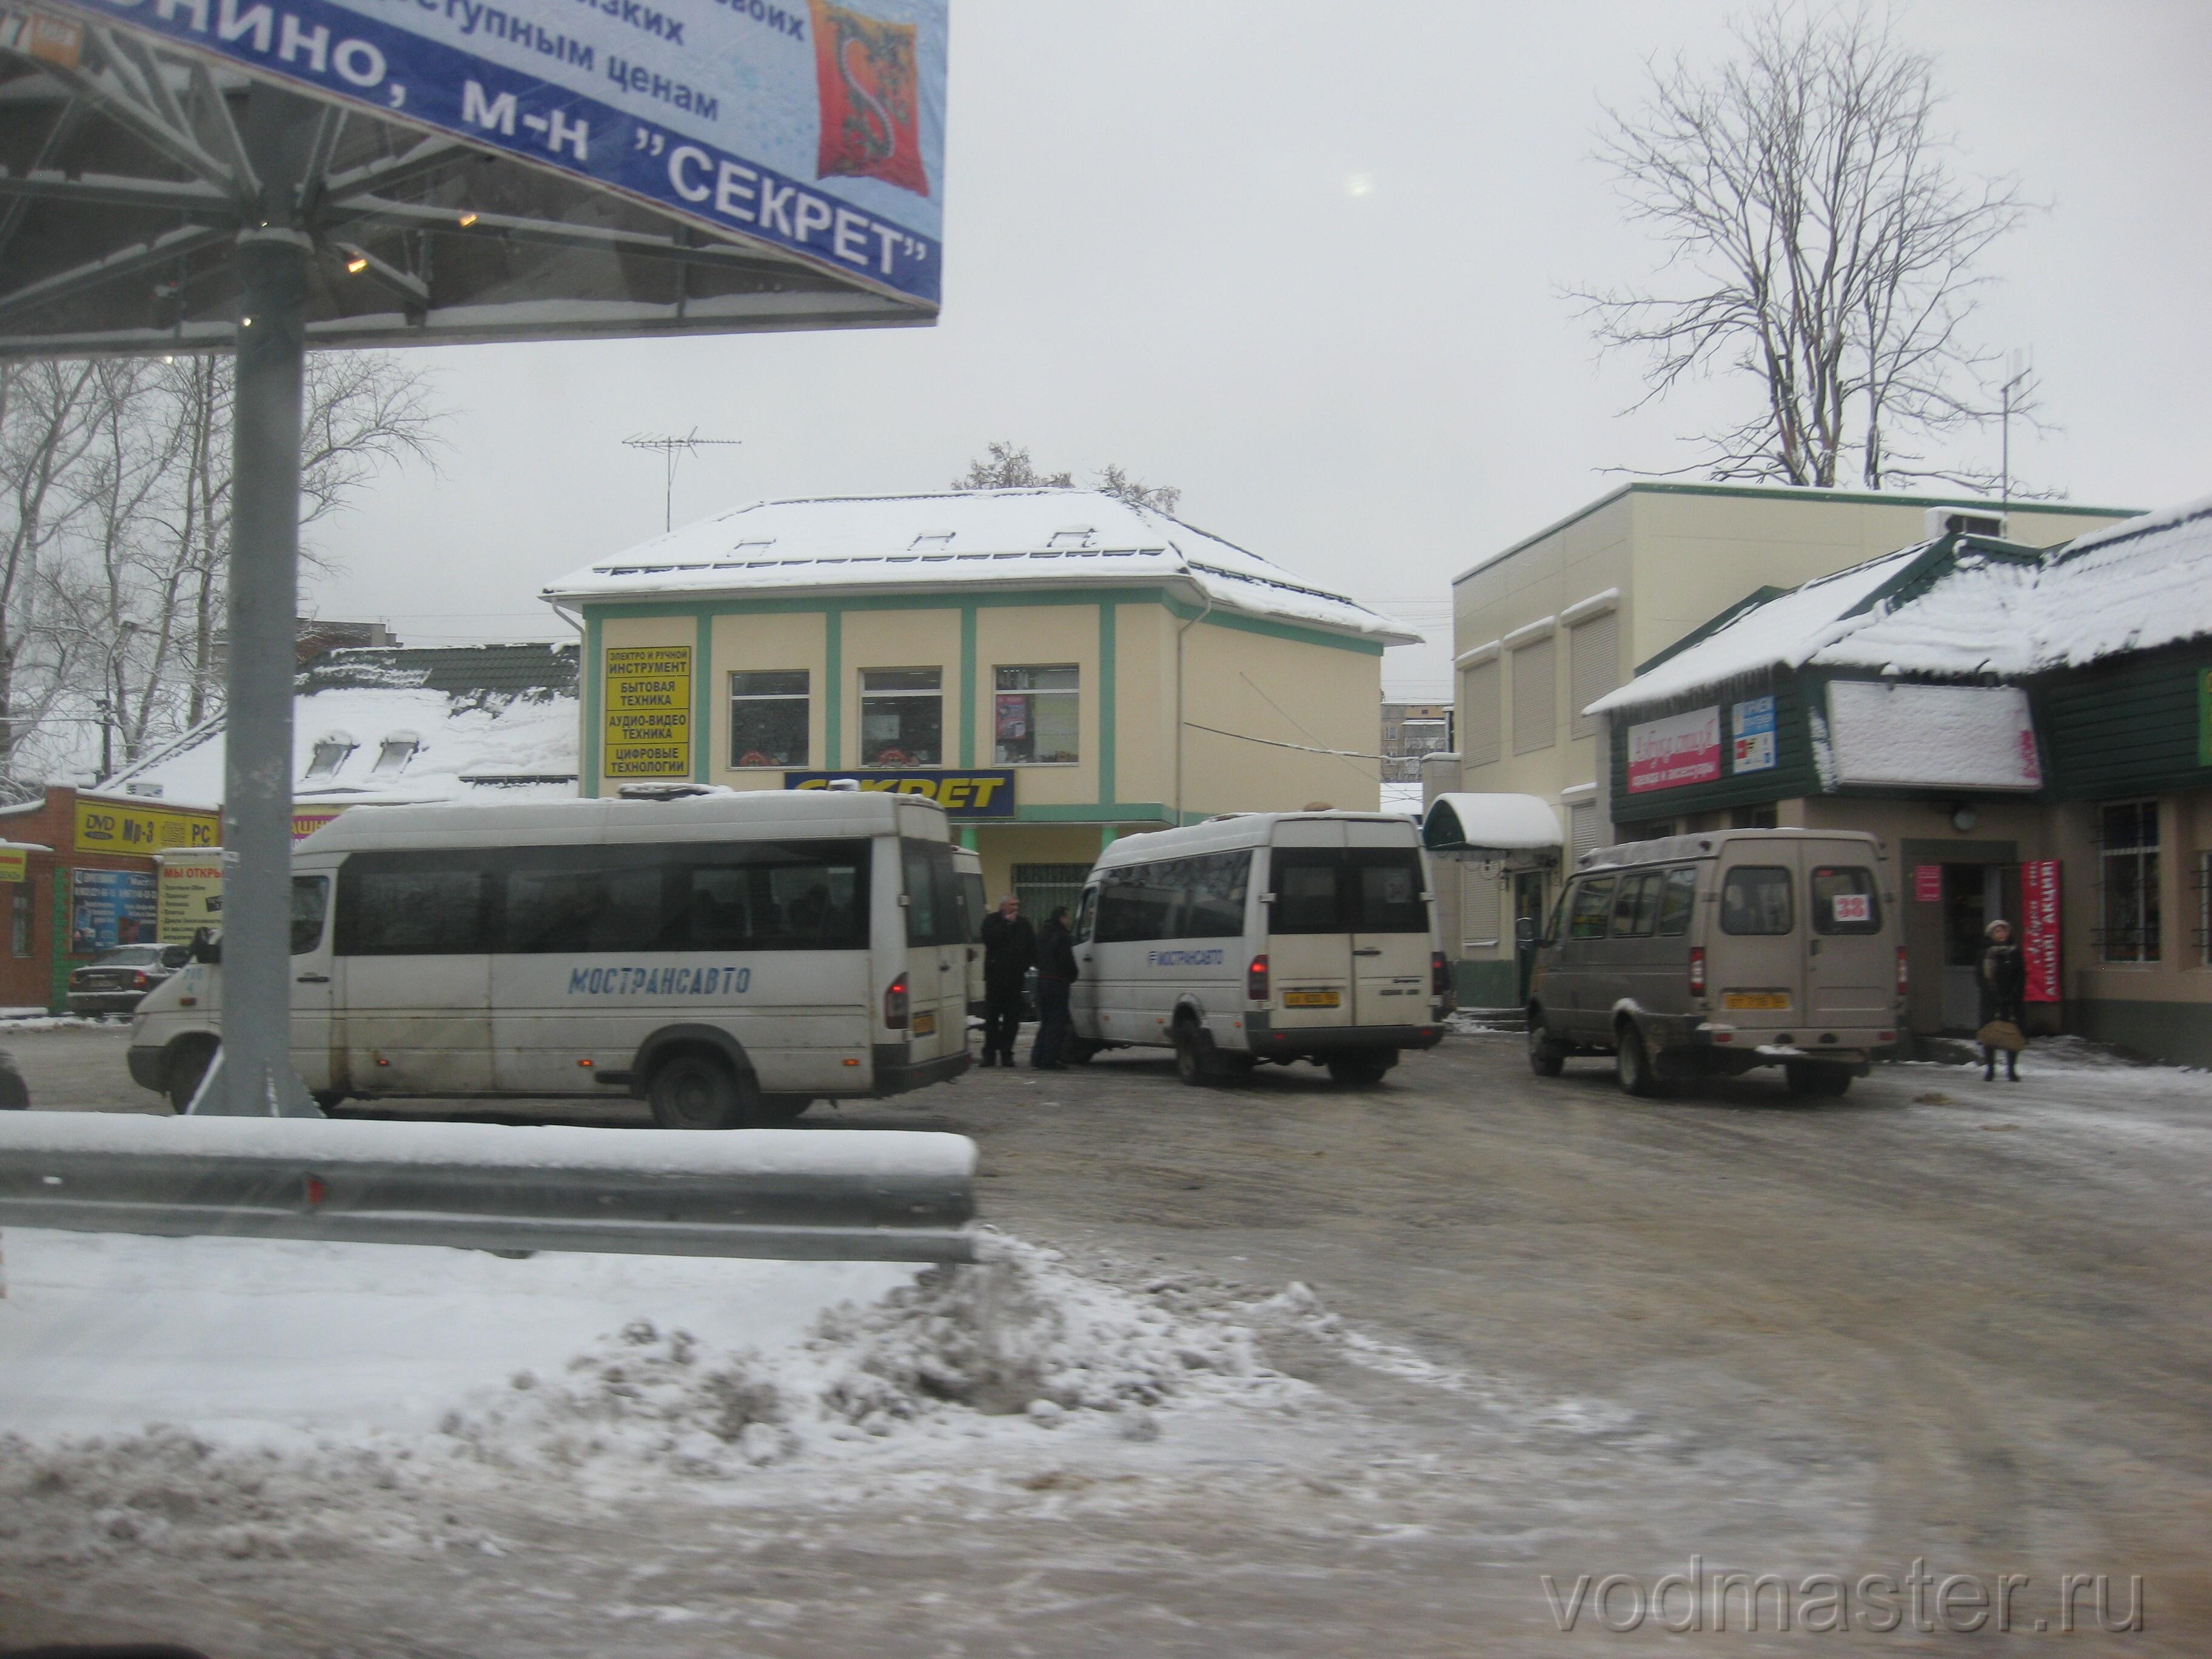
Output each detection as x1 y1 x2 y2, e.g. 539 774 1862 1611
1439 483 2135 1008
542 489 1413 910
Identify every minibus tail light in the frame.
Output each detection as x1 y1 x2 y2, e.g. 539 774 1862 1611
1895 947 1909 999
1430 950 1452 999
884 973 910 1029
1247 954 1269 1001
1688 947 1707 998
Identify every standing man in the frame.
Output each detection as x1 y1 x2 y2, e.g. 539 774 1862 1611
977 893 1035 1068
1031 903 1079 1070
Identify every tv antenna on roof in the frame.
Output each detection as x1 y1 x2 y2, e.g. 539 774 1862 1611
625 429 742 532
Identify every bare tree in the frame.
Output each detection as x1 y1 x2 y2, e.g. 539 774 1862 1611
0 351 443 789
953 442 1181 515
1571 7 2043 491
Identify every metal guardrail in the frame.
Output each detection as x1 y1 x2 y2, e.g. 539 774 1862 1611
0 1114 977 1264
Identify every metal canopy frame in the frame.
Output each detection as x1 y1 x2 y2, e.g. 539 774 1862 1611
0 16 922 357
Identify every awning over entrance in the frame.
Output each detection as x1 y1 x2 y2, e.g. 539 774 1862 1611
1421 793 1563 856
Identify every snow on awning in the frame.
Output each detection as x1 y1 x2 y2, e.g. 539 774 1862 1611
1422 793 1563 854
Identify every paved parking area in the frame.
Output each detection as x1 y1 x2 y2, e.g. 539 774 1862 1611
5 1022 2209 1652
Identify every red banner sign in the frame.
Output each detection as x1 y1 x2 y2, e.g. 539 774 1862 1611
1626 706 1722 794
1912 864 1943 903
2021 859 2062 1003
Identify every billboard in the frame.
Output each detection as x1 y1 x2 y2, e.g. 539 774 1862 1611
157 855 226 945
2021 860 2062 1004
74 798 220 853
35 0 945 307
71 866 157 952
1732 696 1777 774
1825 682 2043 792
603 645 694 779
1626 707 1722 794
786 768 1015 817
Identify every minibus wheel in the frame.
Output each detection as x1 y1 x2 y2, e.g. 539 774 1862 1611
165 1036 218 1114
1785 1062 1852 1098
1614 1023 1661 1098
648 1050 755 1130
1172 1021 1212 1085
1527 1021 1567 1078
1326 1051 1392 1087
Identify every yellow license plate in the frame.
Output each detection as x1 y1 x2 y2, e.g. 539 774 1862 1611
1282 989 1341 1008
913 1011 936 1036
1723 991 1792 1011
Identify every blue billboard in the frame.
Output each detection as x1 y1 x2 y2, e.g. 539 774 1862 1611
45 0 947 307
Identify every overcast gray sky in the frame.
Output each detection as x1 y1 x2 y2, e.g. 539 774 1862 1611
306 0 2212 697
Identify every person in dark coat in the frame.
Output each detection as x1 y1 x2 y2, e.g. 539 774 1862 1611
1030 905 1079 1070
1978 917 2028 1082
977 894 1036 1068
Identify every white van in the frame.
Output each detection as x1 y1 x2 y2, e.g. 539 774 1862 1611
1068 812 1450 1084
126 789 972 1127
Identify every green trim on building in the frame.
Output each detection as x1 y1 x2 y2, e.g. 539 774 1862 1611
575 585 1387 657
1608 675 1822 820
823 605 843 770
2040 641 2212 801
692 612 713 784
1012 802 1175 825
1097 602 1118 804
1452 959 1517 1010
581 612 603 796
2072 997 2212 1070
957 603 977 769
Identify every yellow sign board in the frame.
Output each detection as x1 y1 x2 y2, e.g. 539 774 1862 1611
75 799 219 854
294 806 347 841
157 855 226 945
603 645 693 779
0 847 26 882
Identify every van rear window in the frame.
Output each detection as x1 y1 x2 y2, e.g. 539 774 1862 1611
1811 866 1882 934
1267 848 1427 935
1720 866 1793 935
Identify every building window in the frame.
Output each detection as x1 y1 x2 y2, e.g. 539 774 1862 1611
2099 800 2160 963
1730 805 1778 829
1568 800 1600 860
10 884 29 957
304 732 355 780
1512 637 1555 755
860 668 942 766
369 733 420 778
1015 863 1091 926
1463 658 1501 768
2197 851 2211 967
729 670 809 768
1569 611 1618 740
994 665 1079 764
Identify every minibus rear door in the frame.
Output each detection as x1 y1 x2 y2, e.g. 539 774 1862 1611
1265 825 1352 1032
1346 836 1430 1027
899 840 965 1065
1805 850 1893 1030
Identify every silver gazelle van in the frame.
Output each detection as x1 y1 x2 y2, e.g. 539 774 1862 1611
1526 829 1904 1096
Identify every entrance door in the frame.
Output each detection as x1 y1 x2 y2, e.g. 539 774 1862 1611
1939 865 2016 1031
1513 872 1547 1004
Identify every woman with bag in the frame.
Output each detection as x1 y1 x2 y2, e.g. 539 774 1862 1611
1977 919 2028 1082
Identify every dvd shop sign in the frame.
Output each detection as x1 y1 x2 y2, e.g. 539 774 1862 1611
1627 707 1723 794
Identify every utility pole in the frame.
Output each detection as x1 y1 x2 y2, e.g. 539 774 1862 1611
1999 350 2033 511
624 430 741 532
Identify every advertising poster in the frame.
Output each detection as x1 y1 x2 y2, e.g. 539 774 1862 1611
1626 706 1722 794
603 645 694 779
0 846 25 883
2021 860 2062 1003
294 807 348 842
42 0 947 309
71 868 157 953
157 857 226 946
1732 695 1778 774
1913 865 1944 904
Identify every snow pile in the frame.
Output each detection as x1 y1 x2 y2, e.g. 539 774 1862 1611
440 1242 1281 1478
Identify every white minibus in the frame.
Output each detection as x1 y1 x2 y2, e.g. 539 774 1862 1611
127 789 972 1128
1068 811 1451 1084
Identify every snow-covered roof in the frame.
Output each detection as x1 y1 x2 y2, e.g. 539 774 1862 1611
541 489 1418 646
1590 492 2204 717
1421 793 1562 853
104 643 580 809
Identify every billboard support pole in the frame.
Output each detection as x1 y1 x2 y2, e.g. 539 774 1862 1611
199 86 321 1118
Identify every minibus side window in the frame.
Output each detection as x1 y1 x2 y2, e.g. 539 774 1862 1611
1656 867 1698 936
1096 862 1182 942
1810 865 1881 934
504 864 663 953
960 872 988 943
1349 850 1427 933
337 854 491 955
1567 876 1615 940
1610 871 1662 937
291 876 329 954
1074 886 1098 943
685 843 867 950
1269 850 1344 934
1183 851 1253 937
1720 866 1794 935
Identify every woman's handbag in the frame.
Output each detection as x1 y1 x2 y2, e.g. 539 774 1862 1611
1977 1019 2026 1053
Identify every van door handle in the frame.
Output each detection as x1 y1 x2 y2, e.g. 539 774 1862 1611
295 973 329 984
1353 947 1383 957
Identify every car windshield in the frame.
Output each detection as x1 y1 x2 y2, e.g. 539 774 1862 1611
0 7 2195 1654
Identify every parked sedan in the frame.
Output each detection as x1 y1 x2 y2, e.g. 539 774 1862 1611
67 943 192 1017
